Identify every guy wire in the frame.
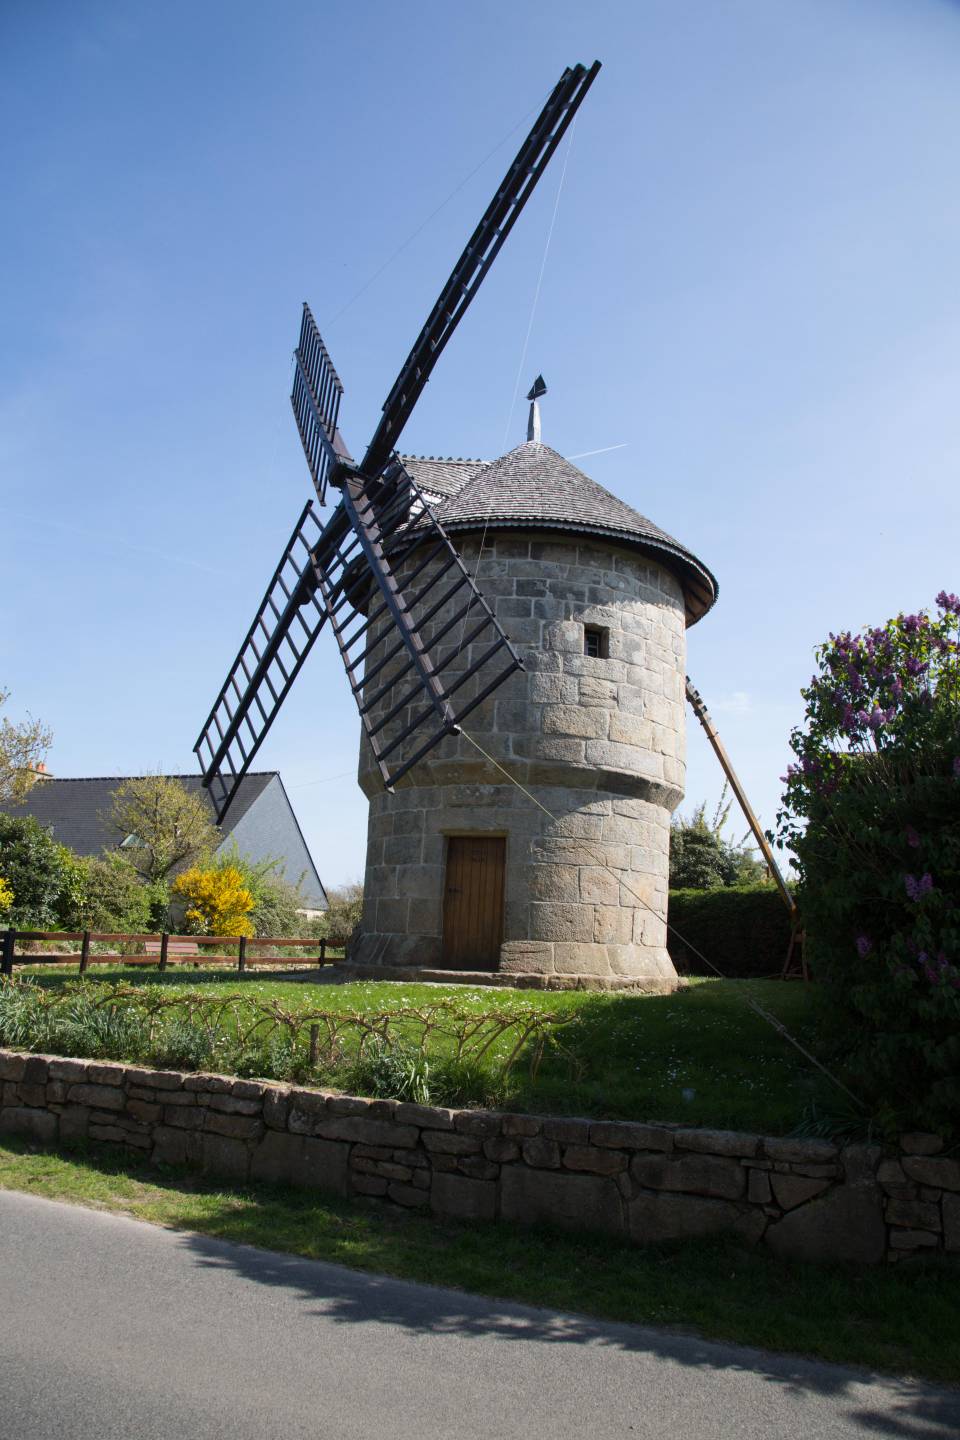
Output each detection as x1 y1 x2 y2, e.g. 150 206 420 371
454 122 577 662
458 728 865 1112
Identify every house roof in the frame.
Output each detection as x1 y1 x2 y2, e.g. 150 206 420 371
401 443 718 624
10 773 275 860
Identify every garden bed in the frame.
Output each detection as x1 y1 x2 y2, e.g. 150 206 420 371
0 974 836 1135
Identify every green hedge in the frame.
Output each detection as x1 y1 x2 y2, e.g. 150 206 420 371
667 885 793 979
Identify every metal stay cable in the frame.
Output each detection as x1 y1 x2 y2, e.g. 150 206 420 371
458 727 866 1112
323 96 545 333
453 124 578 663
501 118 577 451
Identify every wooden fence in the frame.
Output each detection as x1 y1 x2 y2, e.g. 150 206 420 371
0 928 333 978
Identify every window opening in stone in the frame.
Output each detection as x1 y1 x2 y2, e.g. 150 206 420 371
583 625 609 659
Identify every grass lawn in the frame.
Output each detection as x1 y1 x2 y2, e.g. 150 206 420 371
1 1134 957 1384
9 971 839 1134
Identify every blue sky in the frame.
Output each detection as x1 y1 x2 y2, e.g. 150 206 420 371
3 0 959 887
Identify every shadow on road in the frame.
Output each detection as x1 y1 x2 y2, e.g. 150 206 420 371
177 1225 960 1437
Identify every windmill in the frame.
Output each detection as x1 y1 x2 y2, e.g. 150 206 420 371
195 61 601 824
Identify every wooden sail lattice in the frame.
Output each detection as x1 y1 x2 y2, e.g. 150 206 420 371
196 61 601 821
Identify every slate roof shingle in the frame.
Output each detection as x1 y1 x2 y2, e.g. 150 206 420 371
401 442 717 624
10 773 275 859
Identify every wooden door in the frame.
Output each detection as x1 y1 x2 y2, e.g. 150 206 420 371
442 836 506 970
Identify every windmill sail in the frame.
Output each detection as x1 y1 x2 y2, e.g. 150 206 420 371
290 303 350 505
362 61 600 477
318 459 524 789
197 59 601 820
194 502 327 822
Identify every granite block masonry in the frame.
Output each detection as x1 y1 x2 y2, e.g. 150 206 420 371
353 531 691 989
1 1047 952 1266
348 435 719 991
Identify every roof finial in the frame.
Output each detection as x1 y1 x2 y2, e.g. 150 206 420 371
526 375 547 443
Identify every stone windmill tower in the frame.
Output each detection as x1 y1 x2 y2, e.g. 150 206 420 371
352 384 717 989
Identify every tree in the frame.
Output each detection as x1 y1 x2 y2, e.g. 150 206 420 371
0 813 71 927
171 864 255 937
107 776 219 883
0 689 52 807
321 882 364 948
670 787 767 890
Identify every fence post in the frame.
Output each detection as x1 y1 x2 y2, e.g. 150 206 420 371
319 938 326 967
238 935 247 975
158 932 169 973
79 930 91 975
1 928 15 978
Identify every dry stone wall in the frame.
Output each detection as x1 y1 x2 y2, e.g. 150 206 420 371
1 1047 955 1266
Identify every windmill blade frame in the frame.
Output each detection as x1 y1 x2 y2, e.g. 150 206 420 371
197 59 601 821
290 303 351 505
316 458 525 790
194 501 328 822
361 60 600 479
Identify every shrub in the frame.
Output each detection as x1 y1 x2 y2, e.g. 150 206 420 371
145 1021 218 1073
667 886 792 978
171 864 255 937
340 1040 432 1105
0 875 13 920
0 813 72 928
0 984 149 1059
320 882 363 948
209 845 305 937
57 853 157 933
670 788 768 890
775 592 960 1133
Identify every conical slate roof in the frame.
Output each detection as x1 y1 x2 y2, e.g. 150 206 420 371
402 442 717 624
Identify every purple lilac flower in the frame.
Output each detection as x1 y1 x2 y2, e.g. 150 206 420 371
855 935 872 958
905 656 926 676
953 757 960 779
903 614 922 633
904 873 934 901
905 825 921 849
935 590 960 615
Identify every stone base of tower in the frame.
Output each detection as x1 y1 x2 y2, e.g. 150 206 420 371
334 956 678 993
350 777 682 992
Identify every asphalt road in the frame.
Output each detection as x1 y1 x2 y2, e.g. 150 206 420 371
0 1190 956 1440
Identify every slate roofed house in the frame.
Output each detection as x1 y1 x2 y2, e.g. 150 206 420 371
12 772 327 914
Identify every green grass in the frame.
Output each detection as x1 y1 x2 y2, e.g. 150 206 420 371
8 971 839 1133
1 1134 957 1384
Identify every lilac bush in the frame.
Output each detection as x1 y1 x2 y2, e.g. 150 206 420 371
775 593 960 1133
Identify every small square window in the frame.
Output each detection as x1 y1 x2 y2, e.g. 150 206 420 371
583 625 609 659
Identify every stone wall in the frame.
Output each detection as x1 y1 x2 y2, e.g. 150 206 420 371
2 1047 955 1265
354 533 687 986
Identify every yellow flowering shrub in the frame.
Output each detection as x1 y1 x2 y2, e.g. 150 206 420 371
0 875 13 918
171 864 254 937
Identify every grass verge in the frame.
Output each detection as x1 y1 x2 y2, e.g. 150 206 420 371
1 1135 957 1384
